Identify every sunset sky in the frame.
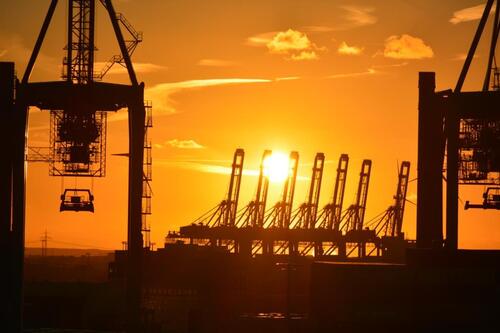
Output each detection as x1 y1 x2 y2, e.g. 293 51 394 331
0 0 498 250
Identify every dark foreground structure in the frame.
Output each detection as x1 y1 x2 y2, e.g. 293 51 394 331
1 1 499 333
311 250 500 332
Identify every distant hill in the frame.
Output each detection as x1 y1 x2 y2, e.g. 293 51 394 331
25 247 114 257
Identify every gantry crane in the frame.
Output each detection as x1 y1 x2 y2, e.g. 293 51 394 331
235 150 272 255
288 153 324 255
316 154 349 231
223 149 245 227
265 151 300 229
417 0 499 250
370 161 411 238
0 1 148 331
193 149 245 228
237 150 272 228
263 151 299 254
291 153 325 229
342 160 373 257
314 154 349 256
364 161 411 257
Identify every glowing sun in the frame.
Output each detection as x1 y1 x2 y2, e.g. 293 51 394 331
263 152 290 183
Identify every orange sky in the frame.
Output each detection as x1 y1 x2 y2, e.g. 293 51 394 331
0 0 498 250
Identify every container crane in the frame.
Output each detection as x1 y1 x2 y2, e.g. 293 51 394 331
342 159 373 257
265 151 300 229
1 0 148 331
263 151 299 255
316 154 349 231
291 153 325 229
223 149 245 227
313 154 349 256
192 148 245 228
369 161 411 239
417 0 499 250
288 153 324 256
237 150 271 228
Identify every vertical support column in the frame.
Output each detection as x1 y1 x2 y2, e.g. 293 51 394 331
338 240 346 259
417 72 444 248
66 0 73 82
127 85 146 333
262 240 272 255
0 62 14 330
445 107 459 250
314 242 323 257
12 83 28 333
88 0 96 81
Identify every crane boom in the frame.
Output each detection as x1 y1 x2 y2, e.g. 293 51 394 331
253 150 271 227
329 154 349 230
344 160 372 232
306 153 325 229
278 151 299 228
223 148 245 226
394 161 410 236
370 161 411 238
354 159 372 231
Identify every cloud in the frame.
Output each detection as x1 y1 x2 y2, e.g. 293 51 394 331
371 62 408 69
156 159 259 177
338 41 364 55
450 4 490 24
383 34 434 59
290 50 319 61
338 6 377 29
451 53 479 61
326 68 377 79
94 62 167 75
156 159 309 181
275 76 301 81
165 139 205 149
246 32 277 47
266 29 325 61
197 59 238 67
0 33 58 80
145 78 271 115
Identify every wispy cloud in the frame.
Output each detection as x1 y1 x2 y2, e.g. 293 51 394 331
371 62 408 69
337 6 377 30
246 32 277 47
197 59 238 67
275 76 301 81
383 34 434 60
145 78 271 115
450 4 490 24
451 53 479 61
302 7 376 33
156 159 259 177
162 139 205 149
326 68 377 79
266 29 325 61
0 33 58 79
94 62 167 75
103 76 296 122
337 41 364 55
156 159 309 181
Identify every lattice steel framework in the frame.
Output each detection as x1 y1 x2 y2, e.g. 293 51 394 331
457 0 500 185
49 110 107 176
63 0 95 83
